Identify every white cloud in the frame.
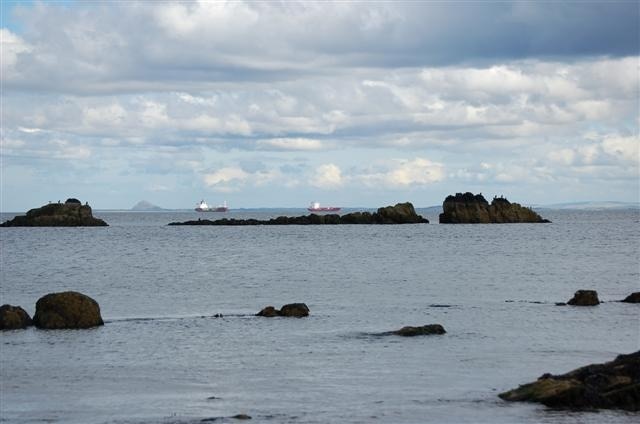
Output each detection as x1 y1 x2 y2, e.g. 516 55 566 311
203 167 249 192
256 138 325 151
358 157 444 187
310 163 343 188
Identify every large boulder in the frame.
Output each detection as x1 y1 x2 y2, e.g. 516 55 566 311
375 202 429 224
1 200 108 227
567 290 600 306
439 193 550 224
0 305 33 330
33 291 104 329
256 306 279 317
499 351 640 410
279 303 310 317
621 292 640 303
391 324 446 337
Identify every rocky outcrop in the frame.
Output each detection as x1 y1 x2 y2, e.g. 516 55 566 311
256 303 310 318
567 290 600 306
33 291 104 329
1 199 108 227
621 292 640 303
382 324 446 337
169 202 428 226
499 351 640 410
0 305 33 330
439 193 550 224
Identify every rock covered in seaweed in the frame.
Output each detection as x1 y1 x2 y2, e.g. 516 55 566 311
567 290 600 306
499 351 640 410
256 303 310 318
1 199 108 227
169 202 428 226
439 193 550 224
0 304 33 330
33 291 104 329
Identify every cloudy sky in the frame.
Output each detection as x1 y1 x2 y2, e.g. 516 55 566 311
1 1 638 210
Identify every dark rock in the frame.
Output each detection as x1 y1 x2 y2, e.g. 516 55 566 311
0 304 33 330
256 303 310 318
231 414 251 420
256 306 279 317
499 351 640 410
169 202 428 225
1 200 108 227
33 291 104 329
621 292 640 303
439 192 550 224
555 302 567 306
391 324 446 337
567 290 600 306
279 303 310 317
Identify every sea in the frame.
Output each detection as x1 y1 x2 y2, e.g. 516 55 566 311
1 208 639 424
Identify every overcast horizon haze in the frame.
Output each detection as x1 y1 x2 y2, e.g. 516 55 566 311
1 1 638 211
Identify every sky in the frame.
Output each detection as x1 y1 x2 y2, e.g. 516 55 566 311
1 1 638 211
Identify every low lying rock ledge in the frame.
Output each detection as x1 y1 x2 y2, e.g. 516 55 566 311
169 202 428 226
499 351 640 410
379 324 446 337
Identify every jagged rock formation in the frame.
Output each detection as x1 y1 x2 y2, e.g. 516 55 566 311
499 351 640 410
439 193 550 224
1 199 108 227
567 290 600 306
169 202 428 226
256 303 310 318
33 291 104 329
0 305 33 330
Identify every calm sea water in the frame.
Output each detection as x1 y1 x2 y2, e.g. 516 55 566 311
1 208 639 424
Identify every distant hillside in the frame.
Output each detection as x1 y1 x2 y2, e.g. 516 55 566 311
537 201 640 211
131 200 166 211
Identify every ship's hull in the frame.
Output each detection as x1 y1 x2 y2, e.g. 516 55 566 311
307 207 341 212
195 207 228 212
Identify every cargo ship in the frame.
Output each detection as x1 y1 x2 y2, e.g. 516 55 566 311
195 200 228 212
307 202 340 212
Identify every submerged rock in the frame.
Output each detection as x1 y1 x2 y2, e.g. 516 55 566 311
256 303 310 318
33 291 104 329
439 192 550 224
499 351 640 410
621 292 640 303
0 304 33 330
1 199 108 227
567 290 600 306
169 202 428 225
391 324 446 337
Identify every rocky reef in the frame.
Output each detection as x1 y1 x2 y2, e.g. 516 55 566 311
439 193 550 224
0 305 33 330
33 291 104 329
169 202 428 226
256 303 310 318
1 198 108 227
499 351 640 410
385 324 447 337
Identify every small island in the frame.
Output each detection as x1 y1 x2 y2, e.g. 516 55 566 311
169 202 428 225
0 198 108 227
439 192 550 224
